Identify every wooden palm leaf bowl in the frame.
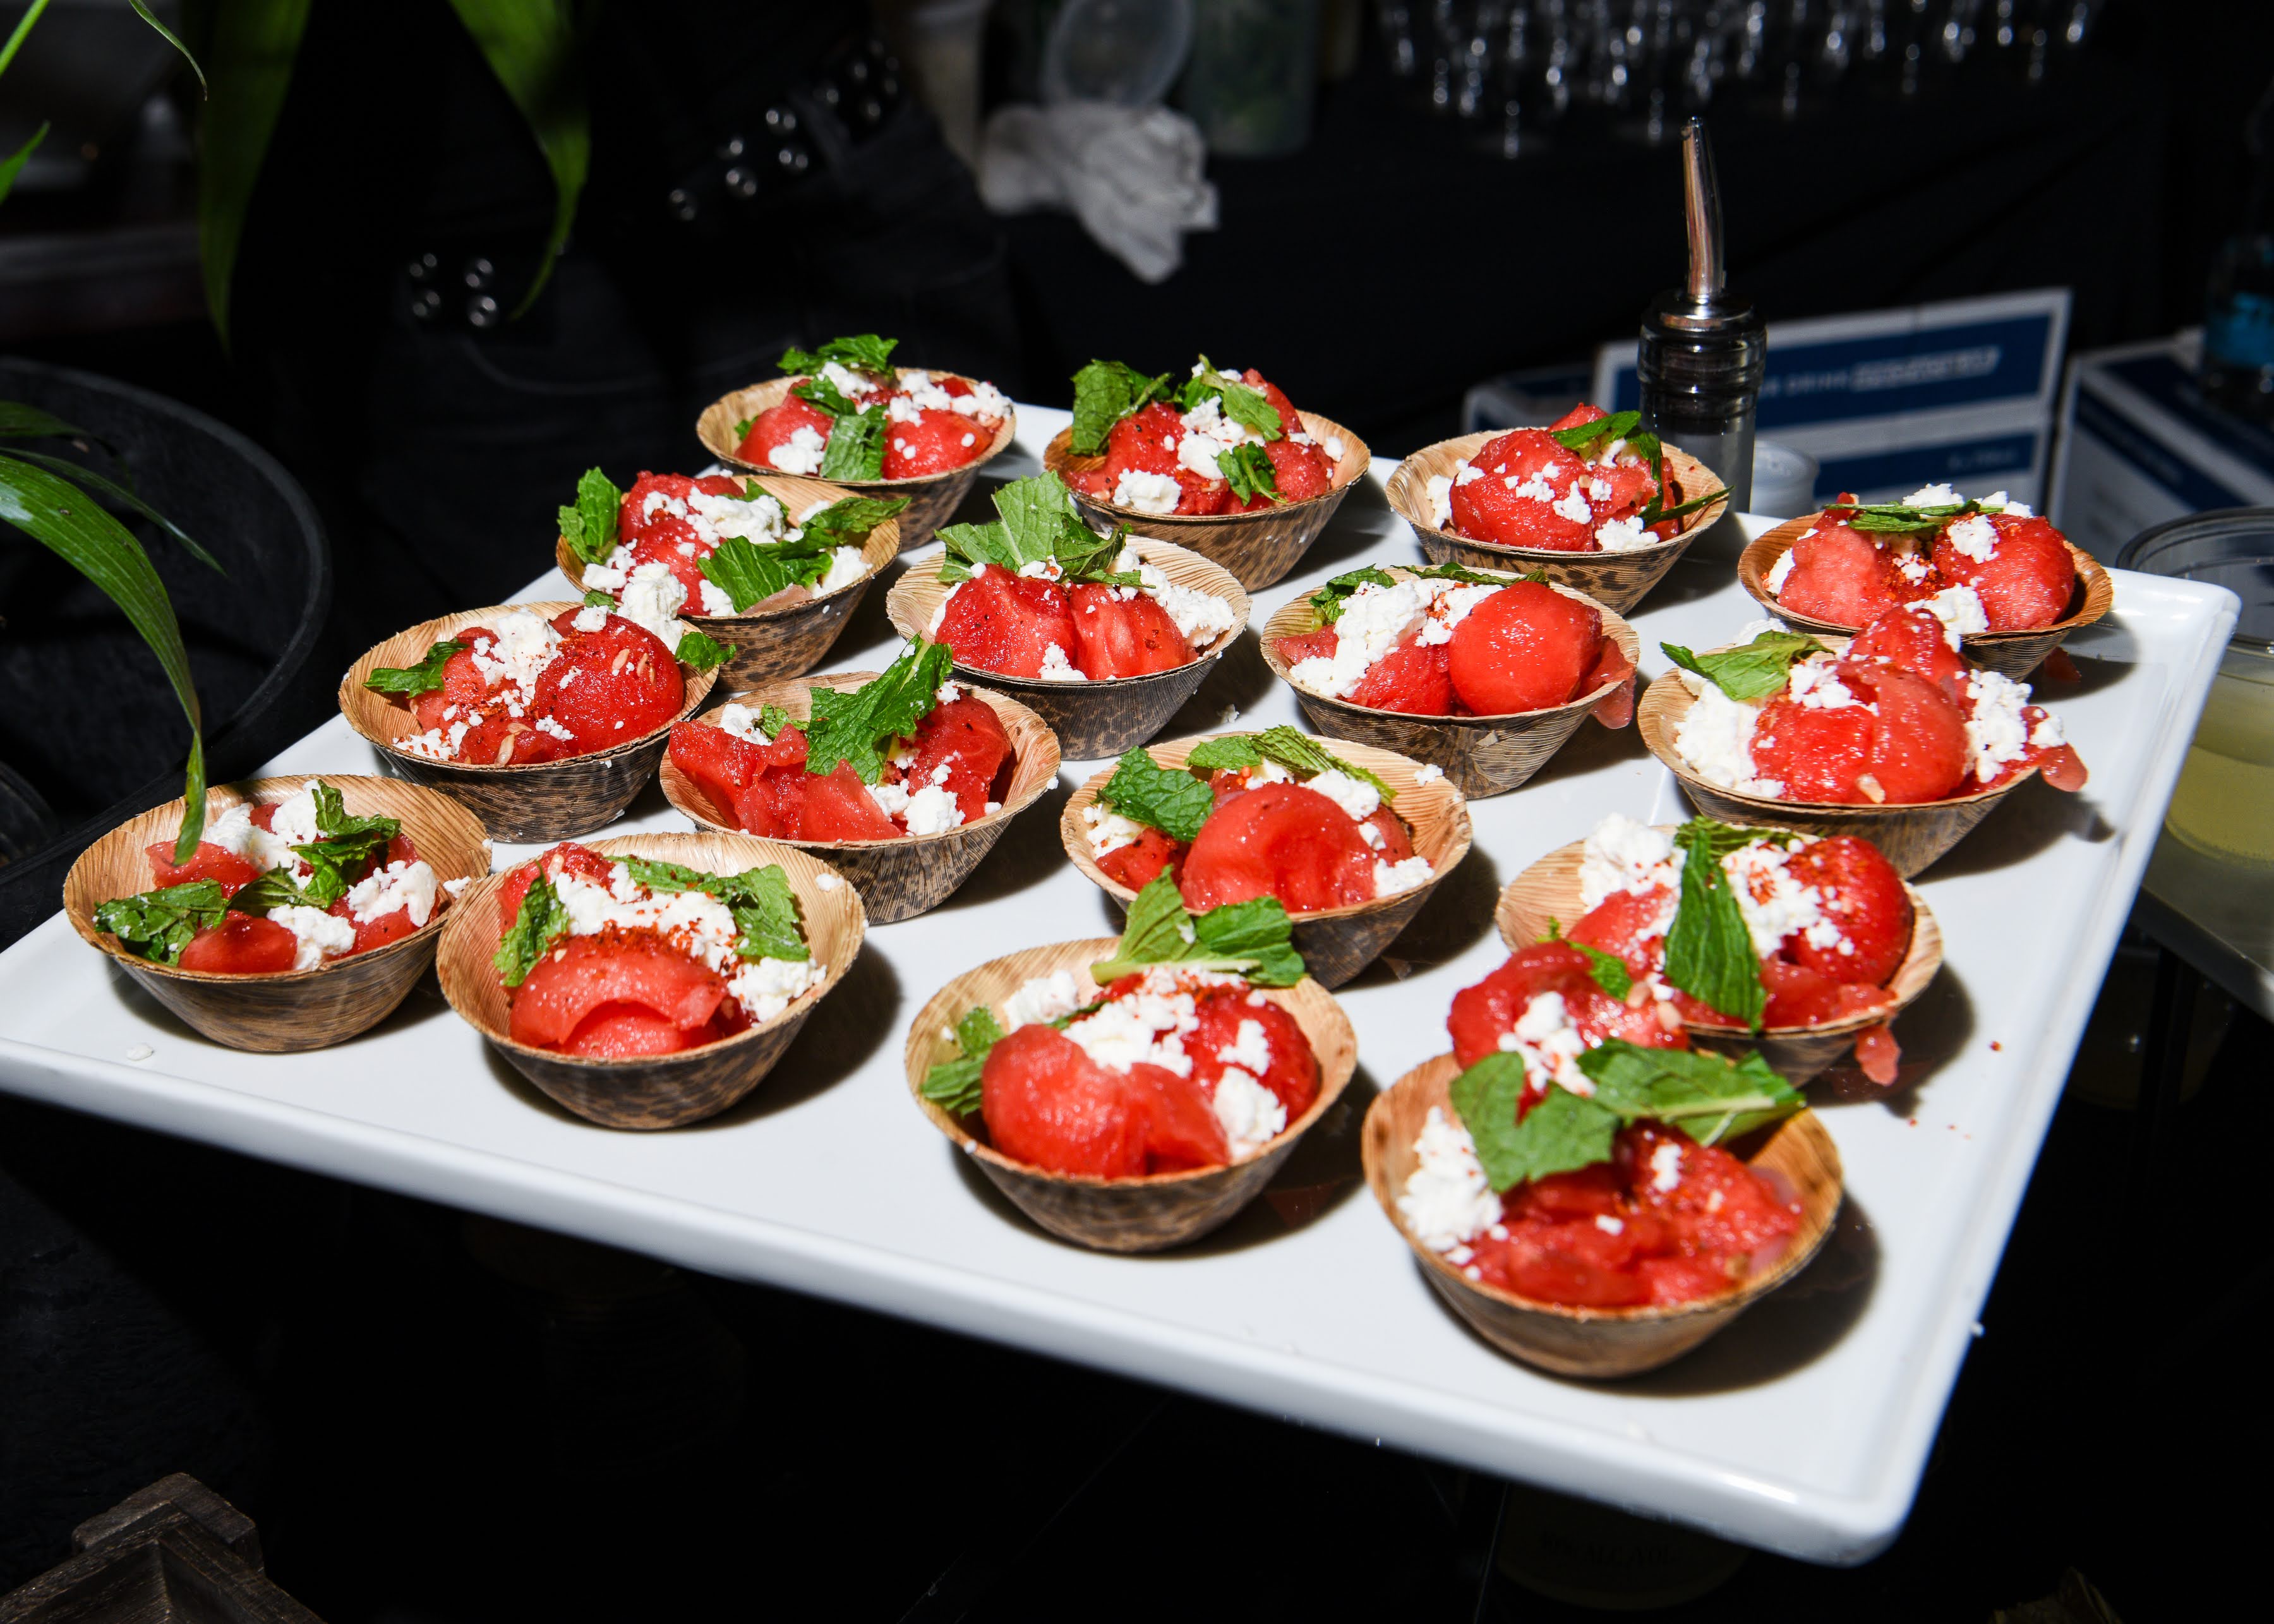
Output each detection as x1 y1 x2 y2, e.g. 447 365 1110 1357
1257 567 1642 799
1635 638 2040 878
1362 1054 1843 1377
1057 732 1473 990
884 536 1251 761
435 831 865 1130
1039 412 1373 590
1385 434 1728 614
903 937 1357 1252
694 370 1019 553
1493 830 1943 1085
658 674 1062 924
553 470 901 685
339 602 721 843
1736 514 2114 680
63 776 491 1054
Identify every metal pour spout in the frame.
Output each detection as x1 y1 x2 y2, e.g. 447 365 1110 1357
1683 117 1725 305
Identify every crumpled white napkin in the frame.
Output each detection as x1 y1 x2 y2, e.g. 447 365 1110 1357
978 101 1219 284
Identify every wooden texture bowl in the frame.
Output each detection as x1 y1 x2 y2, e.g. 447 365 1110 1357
1258 568 1641 798
1362 1054 1843 1376
903 937 1357 1251
1058 733 1473 989
658 673 1061 923
553 470 900 685
434 831 864 1130
1040 412 1373 589
1385 434 1728 614
1635 646 2040 878
1736 514 2115 680
885 537 1250 761
339 602 721 843
63 776 491 1054
1493 831 1944 1085
694 370 1018 552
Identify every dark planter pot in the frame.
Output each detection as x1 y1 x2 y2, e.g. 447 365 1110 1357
0 358 329 950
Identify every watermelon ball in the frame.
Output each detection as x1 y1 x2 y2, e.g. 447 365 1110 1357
1349 635 1455 715
903 695 1013 822
1184 990 1320 1122
794 762 902 841
178 911 301 975
1447 430 1596 551
1751 663 1968 804
884 407 989 478
1446 941 1685 1069
509 932 730 1054
1446 582 1604 715
1178 783 1378 914
1097 826 1185 893
1846 604 1971 704
980 1023 1150 1177
1067 584 1195 678
932 569 1078 680
1774 522 1905 627
1932 513 2076 631
1780 836 1912 986
533 613 685 752
737 395 836 472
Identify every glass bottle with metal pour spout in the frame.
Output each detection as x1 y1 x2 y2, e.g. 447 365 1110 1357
1637 118 1764 558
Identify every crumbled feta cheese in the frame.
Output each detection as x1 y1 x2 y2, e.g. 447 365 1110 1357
1579 814 1680 910
865 779 911 820
1650 1141 1684 1193
267 787 323 848
948 378 1010 420
767 424 827 475
1943 513 1999 562
714 702 773 742
1212 1067 1287 1158
1920 584 1988 644
1963 669 2034 783
1134 562 1237 646
1788 660 1862 710
697 580 737 617
1373 855 1435 898
1551 483 1593 524
202 800 301 875
533 714 575 742
814 872 840 890
546 858 817 1024
616 563 689 644
1322 435 1345 460
1218 1018 1273 1077
1002 970 1082 1030
397 719 472 761
1304 767 1381 824
2029 711 2065 750
1114 469 1182 514
580 544 635 592
126 1044 153 1062
1287 577 1423 698
1894 551 1934 584
1500 990 1591 1093
1670 679 1783 797
1082 803 1150 858
1594 515 1653 551
1426 473 1454 529
1764 548 1798 594
728 953 825 1023
572 604 610 633
937 682 964 705
1397 1106 1502 1252
815 546 870 596
1062 971 1200 1076
1904 483 1962 507
1413 762 1444 785
1595 1214 1625 1235
347 858 438 928
270 904 356 971
1035 642 1086 682
901 782 965 836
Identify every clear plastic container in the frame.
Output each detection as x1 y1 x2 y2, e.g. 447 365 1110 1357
1182 0 1320 158
2119 508 2274 869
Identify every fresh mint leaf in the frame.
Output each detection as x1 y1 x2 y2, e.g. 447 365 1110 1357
620 857 809 962
1069 359 1174 455
311 781 400 846
921 1004 1008 1115
1308 566 1399 624
492 875 569 988
363 640 463 697
1573 942 1633 1000
558 467 622 565
1576 1040 1802 1146
1549 409 1642 454
939 472 1133 587
1184 737 1264 774
819 404 887 481
1843 499 1982 535
675 629 732 670
1663 819 1768 1028
92 879 229 966
1088 873 1306 987
226 870 308 917
800 494 910 543
1177 356 1283 440
1660 631 1828 702
802 640 954 783
779 334 898 375
1098 747 1214 843
583 589 617 609
758 704 795 738
1253 726 1395 802
792 374 863 419
699 532 836 611
1413 560 1517 586
1642 487 1724 527
1450 1050 1621 1191
733 416 755 440
1217 443 1282 505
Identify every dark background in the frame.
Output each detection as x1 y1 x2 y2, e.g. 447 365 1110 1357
4 1 2271 1617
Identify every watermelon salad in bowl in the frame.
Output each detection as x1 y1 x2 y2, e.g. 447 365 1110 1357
1638 606 2089 876
435 832 863 1130
1260 562 1640 798
1359 936 1842 1377
1738 486 2112 680
1495 815 1943 1088
695 334 1017 553
1039 357 1371 589
884 471 1250 760
905 875 1357 1252
553 464 905 683
1385 406 1728 614
1059 728 1472 989
659 639 1062 923
63 776 490 1053
340 601 723 843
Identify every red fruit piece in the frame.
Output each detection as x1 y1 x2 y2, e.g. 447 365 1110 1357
1774 522 1905 627
1625 1124 1798 1263
179 912 300 974
1932 514 2076 631
932 568 1079 680
617 472 701 537
1097 826 1186 892
1759 958 1896 1027
1781 836 1911 985
1847 604 1971 704
1751 663 1968 805
1447 430 1596 551
1179 784 1378 915
1852 1024 1902 1085
1446 941 1685 1069
1349 635 1455 715
409 634 492 733
1124 1063 1229 1171
1067 584 1196 678
667 720 784 828
903 694 1013 821
1548 403 1608 432
1747 695 1879 803
145 840 262 895
495 842 618 937
556 1004 733 1058
1184 990 1320 1122
737 395 836 470
1273 627 1339 668
884 407 989 478
1568 886 1675 983
1263 436 1333 503
508 934 728 1051
348 903 423 956
1445 582 1603 715
628 517 711 596
980 1023 1148 1177
532 615 685 752
796 762 902 841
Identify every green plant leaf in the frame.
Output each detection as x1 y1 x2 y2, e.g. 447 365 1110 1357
802 640 954 783
492 874 568 988
3 448 223 572
755 704 794 739
558 466 620 565
920 997 1006 1117
799 494 909 543
792 374 865 419
1088 873 1305 986
91 879 229 966
363 640 463 696
617 857 810 962
819 404 887 481
129 0 207 91
1069 359 1172 455
192 0 316 345
1549 409 1642 454
1252 725 1396 801
697 531 836 611
447 0 589 316
1307 566 1398 623
1842 499 1983 534
1573 942 1632 1000
0 452 208 858
780 335 897 375
1177 356 1282 440
1663 819 1769 1027
733 416 755 440
1183 737 1263 774
1449 1050 1623 1191
0 120 47 210
675 629 731 670
1097 747 1213 843
582 588 616 608
0 402 90 440
937 472 1133 587
225 868 308 917
1217 443 1282 505
1660 631 1827 702
1575 1039 1803 1147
